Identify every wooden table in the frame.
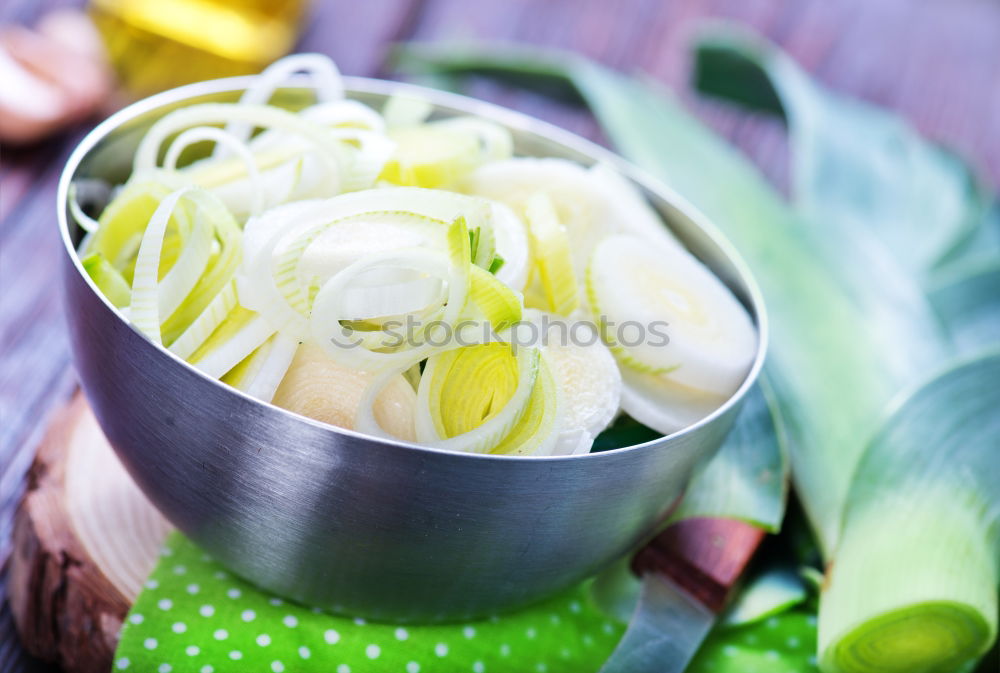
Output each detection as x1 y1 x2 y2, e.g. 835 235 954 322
2 0 998 670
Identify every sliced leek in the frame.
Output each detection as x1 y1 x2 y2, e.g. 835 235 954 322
524 191 579 316
82 253 131 308
76 51 758 458
533 313 621 455
272 342 417 442
587 233 756 397
462 158 618 272
380 116 512 188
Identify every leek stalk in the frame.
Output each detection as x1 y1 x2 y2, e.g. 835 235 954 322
396 35 1000 672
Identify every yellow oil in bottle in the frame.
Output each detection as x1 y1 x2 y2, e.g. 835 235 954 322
90 0 306 96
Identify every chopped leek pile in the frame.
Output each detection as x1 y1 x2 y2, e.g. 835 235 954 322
75 53 757 456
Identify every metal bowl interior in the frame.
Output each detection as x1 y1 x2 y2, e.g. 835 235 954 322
58 76 767 622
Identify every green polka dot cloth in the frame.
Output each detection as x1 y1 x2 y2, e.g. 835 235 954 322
688 609 819 673
115 532 625 673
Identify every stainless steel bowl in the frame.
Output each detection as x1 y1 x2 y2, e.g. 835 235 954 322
58 75 767 622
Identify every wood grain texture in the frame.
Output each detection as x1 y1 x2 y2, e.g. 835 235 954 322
9 395 169 673
9 397 130 673
2 0 1000 670
633 519 766 614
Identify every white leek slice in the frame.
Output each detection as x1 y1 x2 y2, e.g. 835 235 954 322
462 158 618 272
309 220 473 370
240 53 344 106
133 103 345 195
170 280 239 360
301 100 385 132
241 189 494 339
207 156 303 221
339 275 445 321
490 201 530 291
533 312 621 441
433 117 513 162
155 204 213 320
333 129 396 192
86 174 182 269
587 233 756 397
68 182 100 233
272 342 416 442
218 53 345 157
524 191 579 316
619 366 729 435
380 117 512 188
382 94 433 128
164 126 265 217
414 344 541 454
296 213 438 289
381 124 482 188
160 190 243 347
129 188 200 343
187 306 275 379
589 162 682 249
222 332 300 403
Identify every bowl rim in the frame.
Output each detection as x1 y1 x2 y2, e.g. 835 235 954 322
58 73 769 461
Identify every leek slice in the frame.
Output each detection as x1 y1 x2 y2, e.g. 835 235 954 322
380 125 481 188
489 351 561 456
187 305 275 379
124 183 244 353
380 116 513 188
309 219 473 370
589 162 682 249
587 233 756 397
222 332 299 402
206 156 303 221
462 157 618 272
295 212 441 290
133 103 345 195
490 201 530 291
85 174 181 269
159 190 243 347
81 253 131 308
414 343 542 454
301 100 386 132
68 182 100 233
272 342 416 442
218 52 345 158
532 312 621 451
465 265 523 329
524 191 579 316
129 188 203 342
619 366 729 435
382 93 433 128
168 280 239 360
240 189 505 346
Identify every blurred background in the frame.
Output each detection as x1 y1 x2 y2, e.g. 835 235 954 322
1 0 998 670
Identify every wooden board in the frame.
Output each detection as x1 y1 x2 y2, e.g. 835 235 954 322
8 394 762 673
9 396 170 673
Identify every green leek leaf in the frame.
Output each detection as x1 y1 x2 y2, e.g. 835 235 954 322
819 351 1000 673
669 382 788 532
693 30 993 280
928 258 1000 356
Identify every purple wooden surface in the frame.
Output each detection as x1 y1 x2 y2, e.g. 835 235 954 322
1 0 999 670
